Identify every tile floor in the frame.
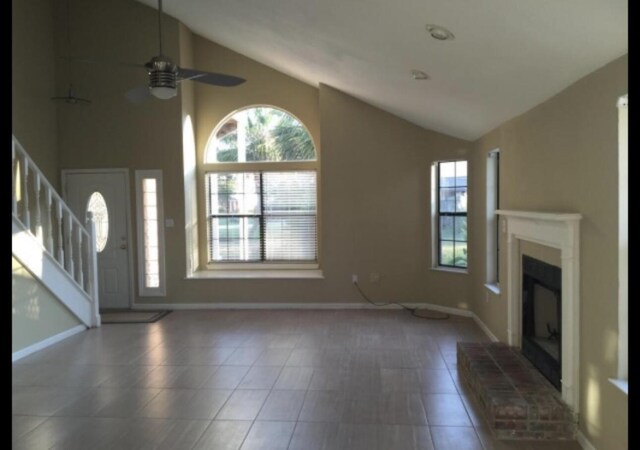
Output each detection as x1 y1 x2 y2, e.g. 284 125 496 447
12 310 582 450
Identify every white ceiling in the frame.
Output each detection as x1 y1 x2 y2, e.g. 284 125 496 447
138 0 627 141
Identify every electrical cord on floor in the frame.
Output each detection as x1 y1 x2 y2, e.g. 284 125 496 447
353 281 450 320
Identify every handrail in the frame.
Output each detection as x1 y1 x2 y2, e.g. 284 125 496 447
12 135 100 327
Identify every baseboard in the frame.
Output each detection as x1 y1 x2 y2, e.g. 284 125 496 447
12 324 86 362
132 301 474 317
472 313 500 342
576 430 597 450
418 303 473 317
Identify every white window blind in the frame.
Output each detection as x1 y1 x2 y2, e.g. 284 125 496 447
206 171 317 263
263 171 317 261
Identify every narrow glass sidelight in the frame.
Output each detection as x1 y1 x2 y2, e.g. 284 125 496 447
135 170 166 296
142 178 160 288
86 192 109 252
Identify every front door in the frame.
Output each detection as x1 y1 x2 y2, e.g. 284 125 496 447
63 170 132 309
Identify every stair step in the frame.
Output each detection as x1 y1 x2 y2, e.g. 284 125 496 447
457 342 576 441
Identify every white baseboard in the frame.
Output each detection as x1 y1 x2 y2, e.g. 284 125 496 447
472 313 500 342
12 324 86 362
132 301 474 317
576 430 597 450
418 303 473 317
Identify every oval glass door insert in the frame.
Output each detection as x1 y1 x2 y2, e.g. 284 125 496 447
87 192 109 252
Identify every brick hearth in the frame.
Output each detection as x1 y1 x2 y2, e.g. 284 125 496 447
457 342 576 441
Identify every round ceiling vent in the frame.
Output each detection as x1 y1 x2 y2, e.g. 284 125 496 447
426 24 455 41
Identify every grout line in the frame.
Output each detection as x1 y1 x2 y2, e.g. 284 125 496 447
285 382 311 450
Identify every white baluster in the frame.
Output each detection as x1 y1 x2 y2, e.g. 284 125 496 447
34 173 43 243
86 211 101 327
56 200 65 264
45 188 54 253
21 155 30 230
65 212 74 277
77 226 84 288
12 140 17 215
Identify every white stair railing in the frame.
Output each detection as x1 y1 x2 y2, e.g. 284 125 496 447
12 135 100 327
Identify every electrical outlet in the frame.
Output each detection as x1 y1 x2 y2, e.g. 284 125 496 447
352 274 358 284
369 273 380 283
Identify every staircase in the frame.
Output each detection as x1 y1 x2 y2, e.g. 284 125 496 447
12 135 100 329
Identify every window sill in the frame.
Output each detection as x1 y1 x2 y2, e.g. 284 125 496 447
608 378 628 395
431 267 468 275
187 269 324 279
484 283 501 295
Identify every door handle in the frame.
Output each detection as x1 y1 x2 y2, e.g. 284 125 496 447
120 244 127 250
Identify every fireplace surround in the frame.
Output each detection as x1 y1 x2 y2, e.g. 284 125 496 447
496 210 581 415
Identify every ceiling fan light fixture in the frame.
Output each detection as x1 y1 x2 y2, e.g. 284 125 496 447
147 56 178 99
150 85 177 99
123 0 246 104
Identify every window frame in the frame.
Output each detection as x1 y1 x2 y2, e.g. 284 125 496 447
610 94 627 393
486 149 500 290
200 105 320 271
205 168 319 267
135 170 166 296
431 160 469 272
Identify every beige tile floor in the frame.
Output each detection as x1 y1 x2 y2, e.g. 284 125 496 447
12 310 582 450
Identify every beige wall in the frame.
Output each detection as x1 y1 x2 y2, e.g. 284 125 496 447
470 55 628 449
318 84 471 307
147 41 472 305
150 78 471 305
54 0 184 306
49 0 472 306
179 24 199 276
12 258 81 353
12 0 60 189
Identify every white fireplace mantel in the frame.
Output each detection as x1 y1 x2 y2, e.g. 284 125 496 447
496 209 582 415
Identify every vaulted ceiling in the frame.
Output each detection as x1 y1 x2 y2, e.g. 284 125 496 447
137 0 627 140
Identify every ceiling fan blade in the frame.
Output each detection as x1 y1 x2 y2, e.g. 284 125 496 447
178 68 246 87
125 85 151 104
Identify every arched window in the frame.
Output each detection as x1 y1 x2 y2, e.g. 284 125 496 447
203 106 319 266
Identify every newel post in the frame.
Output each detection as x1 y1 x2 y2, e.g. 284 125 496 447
86 211 101 327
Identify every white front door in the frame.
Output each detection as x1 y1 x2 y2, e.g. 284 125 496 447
63 170 132 309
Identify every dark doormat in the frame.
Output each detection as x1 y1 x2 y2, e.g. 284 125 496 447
100 309 172 324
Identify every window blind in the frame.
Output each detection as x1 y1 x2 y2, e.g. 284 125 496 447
206 171 317 263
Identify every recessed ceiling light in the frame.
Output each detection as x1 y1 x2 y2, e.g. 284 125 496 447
426 24 455 41
411 70 429 80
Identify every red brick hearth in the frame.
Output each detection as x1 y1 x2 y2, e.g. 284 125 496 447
457 342 576 441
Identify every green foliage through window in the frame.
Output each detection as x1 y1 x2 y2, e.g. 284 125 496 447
436 161 468 268
206 107 316 163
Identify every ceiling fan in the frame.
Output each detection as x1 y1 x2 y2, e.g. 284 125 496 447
124 0 246 103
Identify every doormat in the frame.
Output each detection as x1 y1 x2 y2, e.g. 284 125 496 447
100 309 172 324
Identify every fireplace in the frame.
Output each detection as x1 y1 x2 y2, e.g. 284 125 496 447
522 255 562 390
497 209 581 414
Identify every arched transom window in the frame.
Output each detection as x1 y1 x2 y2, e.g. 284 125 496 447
203 106 318 266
